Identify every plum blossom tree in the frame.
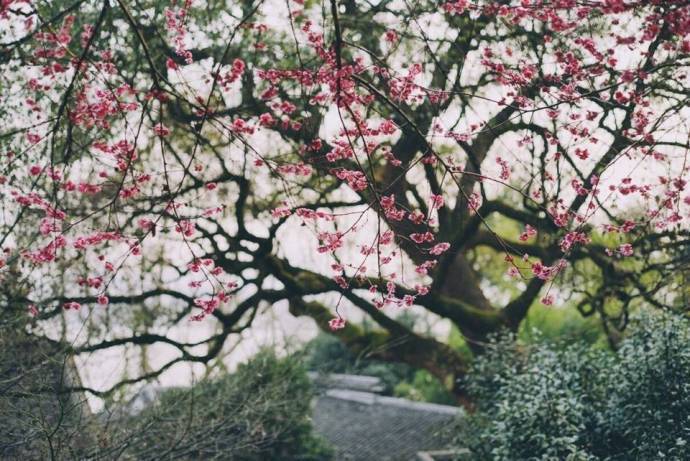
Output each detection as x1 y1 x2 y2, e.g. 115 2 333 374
1 0 690 403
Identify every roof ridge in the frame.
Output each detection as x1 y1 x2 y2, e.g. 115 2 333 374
324 388 462 416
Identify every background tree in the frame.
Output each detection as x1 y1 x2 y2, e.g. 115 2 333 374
1 0 690 405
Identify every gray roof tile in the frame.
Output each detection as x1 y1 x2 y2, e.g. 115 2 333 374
312 385 461 461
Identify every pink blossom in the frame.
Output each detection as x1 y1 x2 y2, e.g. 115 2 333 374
429 242 450 255
26 132 42 144
519 224 537 241
153 123 170 137
541 294 554 306
430 194 444 209
329 317 346 331
259 113 275 126
410 232 434 244
408 210 425 225
175 220 195 237
63 301 81 310
618 243 633 256
467 192 482 212
137 218 154 231
317 231 343 253
384 30 398 43
415 284 430 295
496 157 511 181
39 218 60 235
402 295 415 307
271 206 292 218
415 260 437 276
334 169 368 191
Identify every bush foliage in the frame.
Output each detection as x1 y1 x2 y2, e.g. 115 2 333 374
1 333 332 461
456 312 690 460
117 350 333 460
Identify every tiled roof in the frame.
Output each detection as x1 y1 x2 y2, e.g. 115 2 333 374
312 384 462 461
307 371 386 393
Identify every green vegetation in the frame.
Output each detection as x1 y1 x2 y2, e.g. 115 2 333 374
115 350 333 460
302 301 607 407
454 312 690 460
302 331 455 405
1 333 333 461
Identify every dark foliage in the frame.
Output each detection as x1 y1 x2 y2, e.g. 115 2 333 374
456 312 690 460
103 350 334 460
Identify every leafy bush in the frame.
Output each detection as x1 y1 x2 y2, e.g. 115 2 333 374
302 331 368 375
455 312 690 460
518 303 604 346
111 350 333 460
597 314 690 459
1 331 332 461
394 369 456 405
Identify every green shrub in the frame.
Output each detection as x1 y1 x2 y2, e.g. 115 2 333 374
519 303 605 346
302 332 355 374
394 369 456 405
596 313 690 459
116 350 333 460
455 312 690 460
